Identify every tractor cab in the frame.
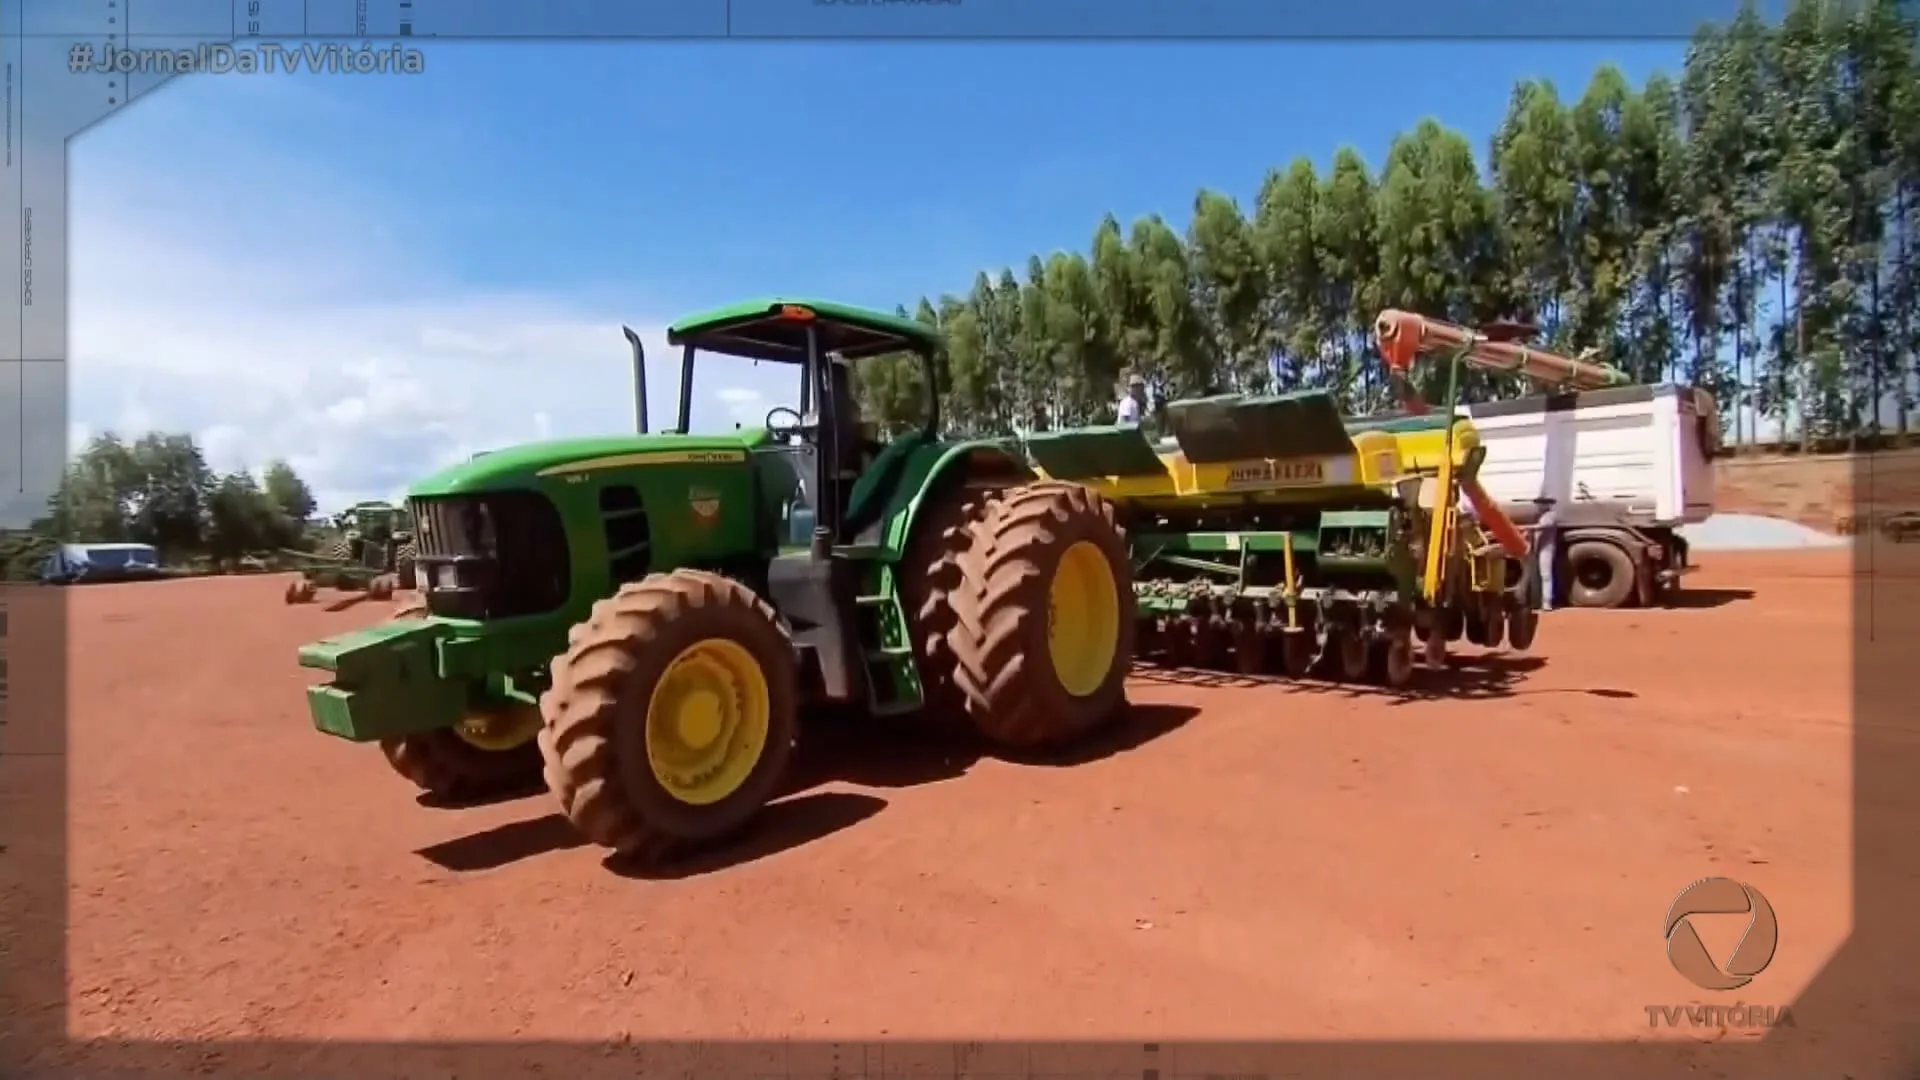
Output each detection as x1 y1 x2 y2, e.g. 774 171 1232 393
334 500 412 562
666 299 944 704
664 299 941 555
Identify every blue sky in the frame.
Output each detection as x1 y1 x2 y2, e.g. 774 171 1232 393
61 40 1690 512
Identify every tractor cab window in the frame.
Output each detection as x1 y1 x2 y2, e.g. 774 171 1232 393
670 342 809 438
667 301 943 541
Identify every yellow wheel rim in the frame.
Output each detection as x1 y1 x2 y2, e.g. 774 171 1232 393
1047 540 1121 698
644 638 770 806
453 705 542 752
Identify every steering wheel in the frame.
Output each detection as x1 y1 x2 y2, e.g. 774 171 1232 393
764 406 805 441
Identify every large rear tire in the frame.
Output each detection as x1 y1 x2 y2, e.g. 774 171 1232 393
378 598 544 801
538 570 799 859
394 539 418 591
896 482 1004 724
952 481 1134 749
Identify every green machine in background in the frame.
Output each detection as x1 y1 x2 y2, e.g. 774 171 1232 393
296 300 1139 864
281 500 416 604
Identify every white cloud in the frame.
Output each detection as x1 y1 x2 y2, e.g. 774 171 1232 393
44 83 802 520
715 385 770 426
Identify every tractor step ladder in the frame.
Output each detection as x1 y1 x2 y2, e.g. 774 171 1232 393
847 555 924 717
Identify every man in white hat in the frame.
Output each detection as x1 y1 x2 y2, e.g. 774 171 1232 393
1116 373 1147 426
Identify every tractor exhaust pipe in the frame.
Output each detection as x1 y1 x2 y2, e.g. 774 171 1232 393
622 325 650 434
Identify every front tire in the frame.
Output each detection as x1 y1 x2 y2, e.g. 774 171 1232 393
539 570 799 859
952 481 1134 750
381 729 543 803
378 598 543 801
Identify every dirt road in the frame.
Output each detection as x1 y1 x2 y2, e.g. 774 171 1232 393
2 552 1911 1075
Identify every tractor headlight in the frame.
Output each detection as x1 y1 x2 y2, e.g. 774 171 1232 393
433 564 460 591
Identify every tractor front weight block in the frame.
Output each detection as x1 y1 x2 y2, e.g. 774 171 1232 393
298 619 466 742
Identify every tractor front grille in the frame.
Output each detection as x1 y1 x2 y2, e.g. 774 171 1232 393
410 492 570 620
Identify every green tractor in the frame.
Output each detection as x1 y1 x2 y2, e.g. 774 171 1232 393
282 500 417 603
298 299 1136 861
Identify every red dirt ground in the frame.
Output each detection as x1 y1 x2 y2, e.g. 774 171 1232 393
3 551 1915 1075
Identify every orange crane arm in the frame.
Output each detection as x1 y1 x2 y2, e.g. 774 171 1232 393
1373 309 1631 407
1371 310 1602 564
1459 476 1530 560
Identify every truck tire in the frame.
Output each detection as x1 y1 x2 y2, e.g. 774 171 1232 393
1567 539 1636 609
952 480 1135 749
538 569 799 861
378 599 543 801
897 483 1004 725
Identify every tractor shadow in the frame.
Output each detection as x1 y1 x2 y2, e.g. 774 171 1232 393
1130 653 1550 704
604 790 888 881
412 791 887 878
414 774 548 811
414 812 587 872
785 701 1200 793
608 701 1194 879
1132 655 1639 705
409 702 1195 879
321 592 381 613
1662 587 1755 609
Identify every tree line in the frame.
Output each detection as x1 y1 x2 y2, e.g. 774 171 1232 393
855 0 1920 452
0 432 321 580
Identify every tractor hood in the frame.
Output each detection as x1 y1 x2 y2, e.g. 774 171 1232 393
409 429 772 497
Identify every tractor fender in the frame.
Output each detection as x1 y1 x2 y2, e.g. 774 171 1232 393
875 439 1035 558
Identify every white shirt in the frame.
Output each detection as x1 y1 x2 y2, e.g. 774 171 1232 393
1116 395 1142 424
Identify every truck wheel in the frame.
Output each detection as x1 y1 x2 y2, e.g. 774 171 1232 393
378 598 543 801
538 569 799 860
897 483 1003 724
953 480 1135 749
1568 540 1636 609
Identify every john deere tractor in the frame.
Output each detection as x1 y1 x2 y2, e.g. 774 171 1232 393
298 300 1135 861
281 500 417 603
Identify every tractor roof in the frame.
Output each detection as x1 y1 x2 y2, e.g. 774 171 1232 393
667 298 940 363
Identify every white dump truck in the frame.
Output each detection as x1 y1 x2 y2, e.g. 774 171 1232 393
1370 311 1720 611
1463 385 1719 608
